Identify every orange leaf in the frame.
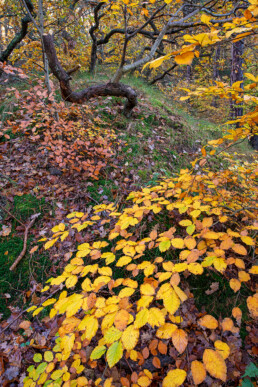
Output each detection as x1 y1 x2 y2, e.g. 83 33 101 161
229 278 241 292
174 51 195 65
152 356 161 368
232 307 242 324
158 340 167 355
114 310 130 331
247 294 258 318
203 349 227 382
232 244 247 255
221 317 234 332
150 230 158 240
172 328 188 354
191 360 206 385
198 314 218 329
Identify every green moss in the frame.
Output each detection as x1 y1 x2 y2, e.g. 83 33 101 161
0 236 51 319
14 194 47 221
87 179 116 203
188 269 251 340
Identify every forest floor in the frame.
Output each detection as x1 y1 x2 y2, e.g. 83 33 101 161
0 72 255 384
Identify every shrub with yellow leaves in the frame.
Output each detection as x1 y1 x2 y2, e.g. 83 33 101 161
24 132 257 385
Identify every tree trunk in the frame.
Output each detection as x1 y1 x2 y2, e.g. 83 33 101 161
0 0 34 66
42 34 137 117
230 39 244 119
183 0 198 83
212 45 221 107
62 30 76 57
90 40 98 73
89 2 105 73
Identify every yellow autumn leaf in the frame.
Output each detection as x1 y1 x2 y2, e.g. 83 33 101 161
44 238 58 250
65 275 78 289
187 262 203 275
140 283 156 296
44 351 54 362
247 294 258 318
240 235 255 246
171 238 185 249
229 278 241 292
201 14 212 25
249 265 258 274
198 315 218 329
104 326 122 344
202 217 213 228
163 369 187 387
184 237 196 250
145 53 171 70
144 264 155 277
113 310 130 331
137 375 151 386
172 285 188 302
42 298 56 307
116 256 132 267
187 224 196 235
32 307 43 316
159 239 171 252
60 231 69 241
238 271 250 282
172 328 188 354
191 360 206 385
203 231 220 239
214 340 230 359
213 257 227 273
121 325 139 350
163 288 180 315
174 51 195 65
134 308 149 328
148 307 165 328
106 341 123 368
98 267 112 276
119 287 135 298
66 296 83 318
83 317 98 341
60 333 75 360
232 244 247 255
156 323 177 339
179 220 192 227
90 345 107 361
190 209 201 218
203 349 227 382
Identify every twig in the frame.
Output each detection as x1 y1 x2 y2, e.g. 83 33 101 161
0 172 19 186
0 202 25 226
10 213 40 271
1 285 61 332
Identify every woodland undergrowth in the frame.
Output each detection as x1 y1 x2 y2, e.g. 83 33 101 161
0 64 257 387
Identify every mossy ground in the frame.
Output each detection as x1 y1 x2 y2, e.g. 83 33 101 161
0 194 52 319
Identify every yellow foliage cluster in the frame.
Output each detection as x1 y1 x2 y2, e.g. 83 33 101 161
24 138 257 385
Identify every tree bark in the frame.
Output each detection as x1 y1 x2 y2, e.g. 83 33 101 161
42 34 137 117
89 2 105 73
0 0 34 65
62 30 76 56
212 44 221 107
150 64 177 85
230 39 244 119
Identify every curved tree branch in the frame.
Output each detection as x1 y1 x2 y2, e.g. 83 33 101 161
0 0 34 64
42 33 137 117
89 1 105 72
